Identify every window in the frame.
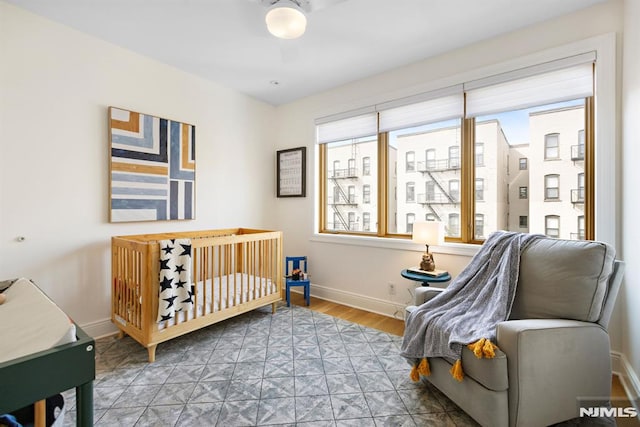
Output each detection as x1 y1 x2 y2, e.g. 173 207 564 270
545 174 560 200
363 212 371 231
576 216 585 240
475 142 485 167
573 130 585 160
348 158 356 176
348 212 357 231
519 186 528 199
362 157 371 175
317 53 596 242
475 178 484 201
426 213 437 221
424 181 435 202
406 213 415 234
363 184 371 204
545 133 560 160
573 173 585 203
475 214 485 239
449 213 460 237
406 182 415 202
425 149 436 170
545 215 560 238
348 185 356 203
406 151 415 172
449 179 460 202
519 216 528 228
449 146 460 168
519 158 528 170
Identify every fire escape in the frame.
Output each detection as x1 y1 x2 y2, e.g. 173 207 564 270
416 157 460 220
328 144 359 231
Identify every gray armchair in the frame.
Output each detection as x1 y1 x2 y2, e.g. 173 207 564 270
405 237 624 427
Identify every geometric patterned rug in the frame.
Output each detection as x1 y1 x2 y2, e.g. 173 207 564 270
59 303 615 426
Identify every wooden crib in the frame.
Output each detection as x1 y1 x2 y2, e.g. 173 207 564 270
111 228 283 362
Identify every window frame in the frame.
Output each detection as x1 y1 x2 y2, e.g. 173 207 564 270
315 38 612 244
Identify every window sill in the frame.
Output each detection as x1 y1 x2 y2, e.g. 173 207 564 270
310 232 480 257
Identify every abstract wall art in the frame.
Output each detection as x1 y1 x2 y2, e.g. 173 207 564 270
109 107 196 222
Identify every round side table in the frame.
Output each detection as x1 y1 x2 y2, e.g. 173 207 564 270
401 269 451 287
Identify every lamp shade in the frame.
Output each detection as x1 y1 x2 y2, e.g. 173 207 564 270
412 221 445 246
265 1 307 39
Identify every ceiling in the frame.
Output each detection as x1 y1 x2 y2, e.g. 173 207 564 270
5 0 606 106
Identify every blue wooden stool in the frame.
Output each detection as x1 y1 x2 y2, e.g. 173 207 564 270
285 256 310 307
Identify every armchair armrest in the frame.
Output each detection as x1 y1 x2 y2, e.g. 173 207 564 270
414 287 445 305
497 319 612 427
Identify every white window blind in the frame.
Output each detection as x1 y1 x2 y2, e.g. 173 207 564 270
377 85 463 132
465 52 595 118
315 107 378 144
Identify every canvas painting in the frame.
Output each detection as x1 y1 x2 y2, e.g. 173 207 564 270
109 107 195 222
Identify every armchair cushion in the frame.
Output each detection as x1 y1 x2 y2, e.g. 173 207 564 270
510 238 615 322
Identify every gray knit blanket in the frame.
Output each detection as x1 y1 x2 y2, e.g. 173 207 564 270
400 231 541 363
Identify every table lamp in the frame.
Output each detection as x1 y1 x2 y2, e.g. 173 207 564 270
412 221 445 271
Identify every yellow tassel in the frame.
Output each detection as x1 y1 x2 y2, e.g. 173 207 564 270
467 338 486 359
450 359 464 382
483 339 498 358
418 358 431 376
410 364 420 382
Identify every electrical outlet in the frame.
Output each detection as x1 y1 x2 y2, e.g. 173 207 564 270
388 282 396 295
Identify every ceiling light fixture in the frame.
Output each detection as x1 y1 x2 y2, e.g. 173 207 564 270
265 0 307 39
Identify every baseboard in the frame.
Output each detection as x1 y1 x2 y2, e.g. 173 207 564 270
611 351 640 409
79 317 119 339
291 282 409 321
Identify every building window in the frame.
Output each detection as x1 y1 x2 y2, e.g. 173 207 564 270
519 186 528 199
449 146 460 168
449 179 460 202
449 213 460 237
475 214 485 239
406 213 415 234
363 212 371 231
519 216 528 228
475 178 484 201
475 142 485 167
426 213 436 221
545 174 560 200
406 151 415 172
363 184 371 204
362 157 371 175
348 185 356 203
425 181 435 202
425 149 436 170
576 216 585 240
406 182 415 202
348 212 357 231
519 158 528 170
545 215 560 238
348 158 356 176
332 160 340 177
573 130 585 160
545 133 560 160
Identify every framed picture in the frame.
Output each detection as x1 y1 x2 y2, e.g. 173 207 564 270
277 147 306 197
109 107 196 222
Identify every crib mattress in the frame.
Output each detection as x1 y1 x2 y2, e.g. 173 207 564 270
0 278 76 363
157 273 276 329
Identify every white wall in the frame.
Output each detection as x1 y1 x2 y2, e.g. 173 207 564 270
0 2 276 334
621 0 640 399
271 0 624 329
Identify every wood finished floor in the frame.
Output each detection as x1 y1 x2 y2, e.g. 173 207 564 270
289 293 633 412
